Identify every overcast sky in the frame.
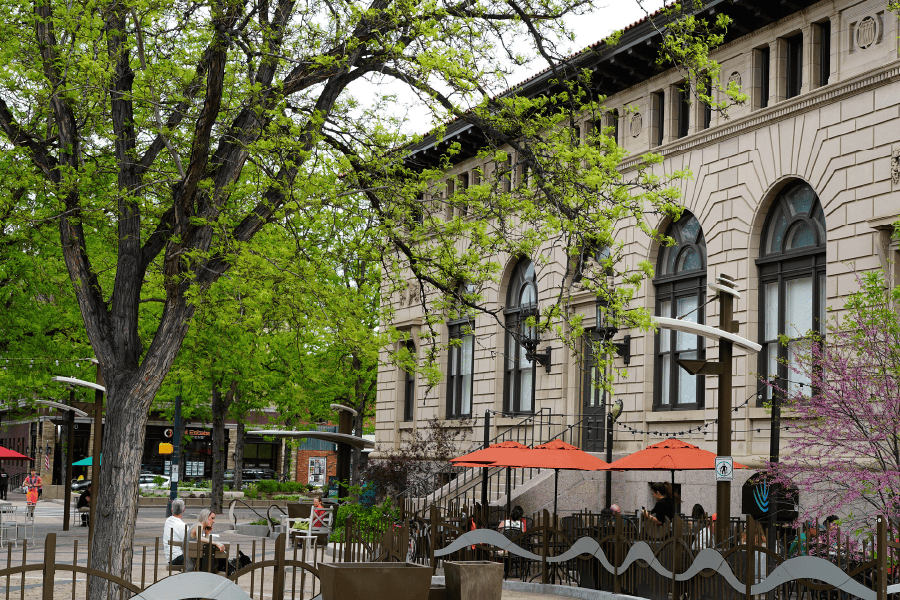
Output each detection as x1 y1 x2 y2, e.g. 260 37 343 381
350 0 667 136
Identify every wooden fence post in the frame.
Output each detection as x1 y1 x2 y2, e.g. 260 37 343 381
541 509 549 585
430 504 438 573
42 533 56 600
344 515 353 563
673 515 682 600
877 516 887 600
272 533 286 600
745 516 753 600
614 512 622 595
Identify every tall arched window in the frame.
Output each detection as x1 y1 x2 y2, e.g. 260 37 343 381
757 181 827 402
654 213 707 410
403 340 416 421
504 259 537 414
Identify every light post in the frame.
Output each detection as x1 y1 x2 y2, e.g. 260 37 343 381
595 291 629 507
655 274 760 542
50 372 104 543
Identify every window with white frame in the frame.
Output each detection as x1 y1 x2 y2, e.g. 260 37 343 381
654 213 707 410
757 181 827 403
504 259 537 414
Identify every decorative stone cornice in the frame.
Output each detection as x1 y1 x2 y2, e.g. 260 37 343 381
619 62 900 172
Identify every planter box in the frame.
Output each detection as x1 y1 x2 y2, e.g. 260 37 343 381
235 524 271 537
444 561 503 600
318 562 432 600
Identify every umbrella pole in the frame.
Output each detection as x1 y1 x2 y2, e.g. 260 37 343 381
506 467 511 520
553 469 559 516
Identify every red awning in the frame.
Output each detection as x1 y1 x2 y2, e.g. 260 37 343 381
0 446 34 461
450 440 530 468
507 439 609 471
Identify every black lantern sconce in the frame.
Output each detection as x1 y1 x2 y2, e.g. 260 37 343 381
595 293 632 365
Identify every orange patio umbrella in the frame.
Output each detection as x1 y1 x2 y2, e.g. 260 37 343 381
606 437 749 498
504 440 610 515
450 441 531 517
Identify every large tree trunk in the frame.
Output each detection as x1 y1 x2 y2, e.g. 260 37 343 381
210 381 236 514
234 420 245 491
88 364 185 599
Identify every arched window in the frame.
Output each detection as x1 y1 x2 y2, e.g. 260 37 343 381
403 340 416 421
757 181 827 401
504 259 537 414
654 213 707 410
447 284 475 419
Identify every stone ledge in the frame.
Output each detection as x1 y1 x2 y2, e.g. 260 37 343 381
430 576 648 600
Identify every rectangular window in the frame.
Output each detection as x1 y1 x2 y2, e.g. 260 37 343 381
755 46 771 109
611 110 619 145
652 91 665 147
500 156 512 193
459 173 470 216
817 21 831 88
786 33 803 99
447 324 474 418
659 299 671 405
677 87 690 139
702 80 712 130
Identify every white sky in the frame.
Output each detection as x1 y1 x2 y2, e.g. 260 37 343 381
349 0 667 137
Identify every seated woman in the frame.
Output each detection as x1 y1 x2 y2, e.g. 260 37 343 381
499 506 526 532
76 491 90 526
189 509 227 573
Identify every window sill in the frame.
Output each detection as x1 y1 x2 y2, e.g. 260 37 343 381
646 408 705 420
443 417 474 426
398 421 416 430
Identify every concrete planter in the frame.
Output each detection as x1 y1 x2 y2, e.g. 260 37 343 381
318 562 432 600
235 524 271 537
444 561 503 600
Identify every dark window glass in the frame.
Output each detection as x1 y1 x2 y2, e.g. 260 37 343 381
504 259 537 414
653 91 665 146
654 213 707 410
787 34 803 99
611 110 619 145
757 181 827 404
447 323 474 418
403 340 416 421
703 80 712 129
677 87 690 138
819 21 831 87
760 47 771 108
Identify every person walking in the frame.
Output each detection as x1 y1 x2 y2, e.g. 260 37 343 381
0 468 8 500
24 469 42 499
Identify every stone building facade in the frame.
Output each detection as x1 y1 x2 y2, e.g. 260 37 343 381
375 0 900 516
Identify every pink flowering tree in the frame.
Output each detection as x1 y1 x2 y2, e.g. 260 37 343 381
766 270 900 532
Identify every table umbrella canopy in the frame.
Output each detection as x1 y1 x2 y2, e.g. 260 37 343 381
504 440 609 515
72 455 100 466
606 438 749 492
449 440 531 467
606 438 749 472
0 446 34 461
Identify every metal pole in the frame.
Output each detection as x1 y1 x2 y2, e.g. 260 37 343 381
166 383 182 518
605 411 613 507
480 410 490 521
716 291 734 543
337 410 353 500
63 389 74 531
88 367 104 548
767 382 782 546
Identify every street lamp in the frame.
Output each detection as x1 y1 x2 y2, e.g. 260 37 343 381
50 373 105 542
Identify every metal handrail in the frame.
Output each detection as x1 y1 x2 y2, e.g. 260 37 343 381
226 497 272 531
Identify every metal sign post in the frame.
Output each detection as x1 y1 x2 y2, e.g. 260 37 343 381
166 383 182 518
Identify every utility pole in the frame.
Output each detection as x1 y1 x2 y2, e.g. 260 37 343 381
166 382 182 518
480 410 490 522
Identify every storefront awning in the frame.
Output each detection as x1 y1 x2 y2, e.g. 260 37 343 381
247 430 375 450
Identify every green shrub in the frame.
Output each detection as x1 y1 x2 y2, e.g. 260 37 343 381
281 481 305 494
256 480 279 494
153 475 166 487
244 485 259 500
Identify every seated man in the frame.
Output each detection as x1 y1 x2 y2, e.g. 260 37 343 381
76 491 90 527
163 498 188 566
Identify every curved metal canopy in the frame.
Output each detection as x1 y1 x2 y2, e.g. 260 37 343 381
50 376 106 393
654 317 762 354
2 399 89 417
247 430 375 450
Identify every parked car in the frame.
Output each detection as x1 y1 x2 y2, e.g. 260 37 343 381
138 474 171 489
71 479 91 492
224 468 276 489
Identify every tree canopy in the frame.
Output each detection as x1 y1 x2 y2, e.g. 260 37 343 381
0 0 738 592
